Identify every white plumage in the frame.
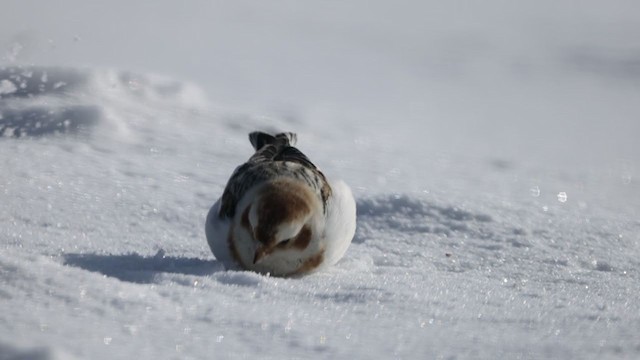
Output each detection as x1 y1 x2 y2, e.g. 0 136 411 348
205 131 356 277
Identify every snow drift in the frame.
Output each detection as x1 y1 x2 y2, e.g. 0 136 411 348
0 66 207 139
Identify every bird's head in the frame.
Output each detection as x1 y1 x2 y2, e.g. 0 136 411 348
241 178 320 264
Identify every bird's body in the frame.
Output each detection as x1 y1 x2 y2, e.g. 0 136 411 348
205 131 356 277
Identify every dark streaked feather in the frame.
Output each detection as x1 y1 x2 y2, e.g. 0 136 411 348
248 132 316 172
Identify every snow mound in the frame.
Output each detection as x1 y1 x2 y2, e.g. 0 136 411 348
354 194 522 272
0 66 208 139
357 194 493 236
0 342 77 360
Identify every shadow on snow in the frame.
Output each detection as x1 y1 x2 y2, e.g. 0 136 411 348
63 252 223 284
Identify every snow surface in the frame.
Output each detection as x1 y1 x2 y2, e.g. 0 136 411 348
2 1 640 359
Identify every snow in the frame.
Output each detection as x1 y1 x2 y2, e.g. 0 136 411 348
1 1 640 359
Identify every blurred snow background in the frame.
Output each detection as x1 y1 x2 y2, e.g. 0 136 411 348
1 1 639 359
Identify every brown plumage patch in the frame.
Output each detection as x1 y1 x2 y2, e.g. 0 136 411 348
227 226 246 269
254 179 313 246
295 249 325 274
292 225 312 250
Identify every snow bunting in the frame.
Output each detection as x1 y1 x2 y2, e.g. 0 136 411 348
206 131 356 277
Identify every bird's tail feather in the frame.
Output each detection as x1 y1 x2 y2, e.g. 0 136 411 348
249 131 297 150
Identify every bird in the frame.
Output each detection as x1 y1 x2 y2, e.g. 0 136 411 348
205 131 356 277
